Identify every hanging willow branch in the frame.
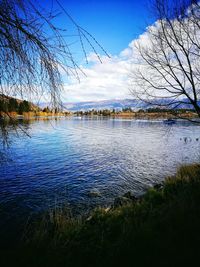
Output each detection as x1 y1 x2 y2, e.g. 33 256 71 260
0 0 108 146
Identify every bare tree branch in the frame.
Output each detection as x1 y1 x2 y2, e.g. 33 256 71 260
131 0 200 120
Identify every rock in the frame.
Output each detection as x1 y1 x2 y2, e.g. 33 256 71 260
123 191 137 201
153 183 163 190
112 191 138 208
86 215 93 222
113 196 132 208
104 207 111 213
87 189 101 198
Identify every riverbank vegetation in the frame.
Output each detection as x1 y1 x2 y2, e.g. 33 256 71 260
2 163 200 267
0 95 66 119
74 107 197 119
1 94 197 121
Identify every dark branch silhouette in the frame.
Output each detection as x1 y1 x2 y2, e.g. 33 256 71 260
0 0 108 146
130 0 200 122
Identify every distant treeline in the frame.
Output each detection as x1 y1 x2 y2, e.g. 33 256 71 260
42 106 61 114
75 109 113 116
138 107 195 113
74 107 194 116
75 108 137 116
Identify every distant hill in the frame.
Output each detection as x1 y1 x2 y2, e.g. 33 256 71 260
57 99 150 111
39 98 198 112
0 94 39 113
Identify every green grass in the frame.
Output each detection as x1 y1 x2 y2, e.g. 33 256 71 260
1 164 200 267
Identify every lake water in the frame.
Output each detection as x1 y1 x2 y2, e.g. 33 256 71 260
0 117 200 243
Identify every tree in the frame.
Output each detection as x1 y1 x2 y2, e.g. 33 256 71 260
130 0 200 121
122 107 132 112
18 100 30 114
0 0 108 145
0 99 8 113
8 98 19 112
43 106 51 113
0 0 108 105
0 0 64 108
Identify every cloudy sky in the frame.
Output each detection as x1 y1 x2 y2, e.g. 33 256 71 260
44 0 155 102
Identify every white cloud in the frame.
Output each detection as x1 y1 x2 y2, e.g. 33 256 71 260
61 20 159 103
62 3 200 104
62 44 136 102
60 18 158 103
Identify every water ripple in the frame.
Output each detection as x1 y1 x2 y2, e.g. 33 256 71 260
0 117 200 219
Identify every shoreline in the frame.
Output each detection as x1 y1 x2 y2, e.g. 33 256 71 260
1 164 200 266
0 110 198 121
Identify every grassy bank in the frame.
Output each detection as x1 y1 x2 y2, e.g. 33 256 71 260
2 164 200 267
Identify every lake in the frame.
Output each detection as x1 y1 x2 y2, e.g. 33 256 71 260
0 117 200 244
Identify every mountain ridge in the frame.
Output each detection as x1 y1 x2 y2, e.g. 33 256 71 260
39 98 197 111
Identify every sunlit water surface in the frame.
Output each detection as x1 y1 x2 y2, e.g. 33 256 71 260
0 117 200 243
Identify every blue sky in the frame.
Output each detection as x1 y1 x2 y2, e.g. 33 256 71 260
44 0 154 61
42 0 156 102
59 0 154 57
